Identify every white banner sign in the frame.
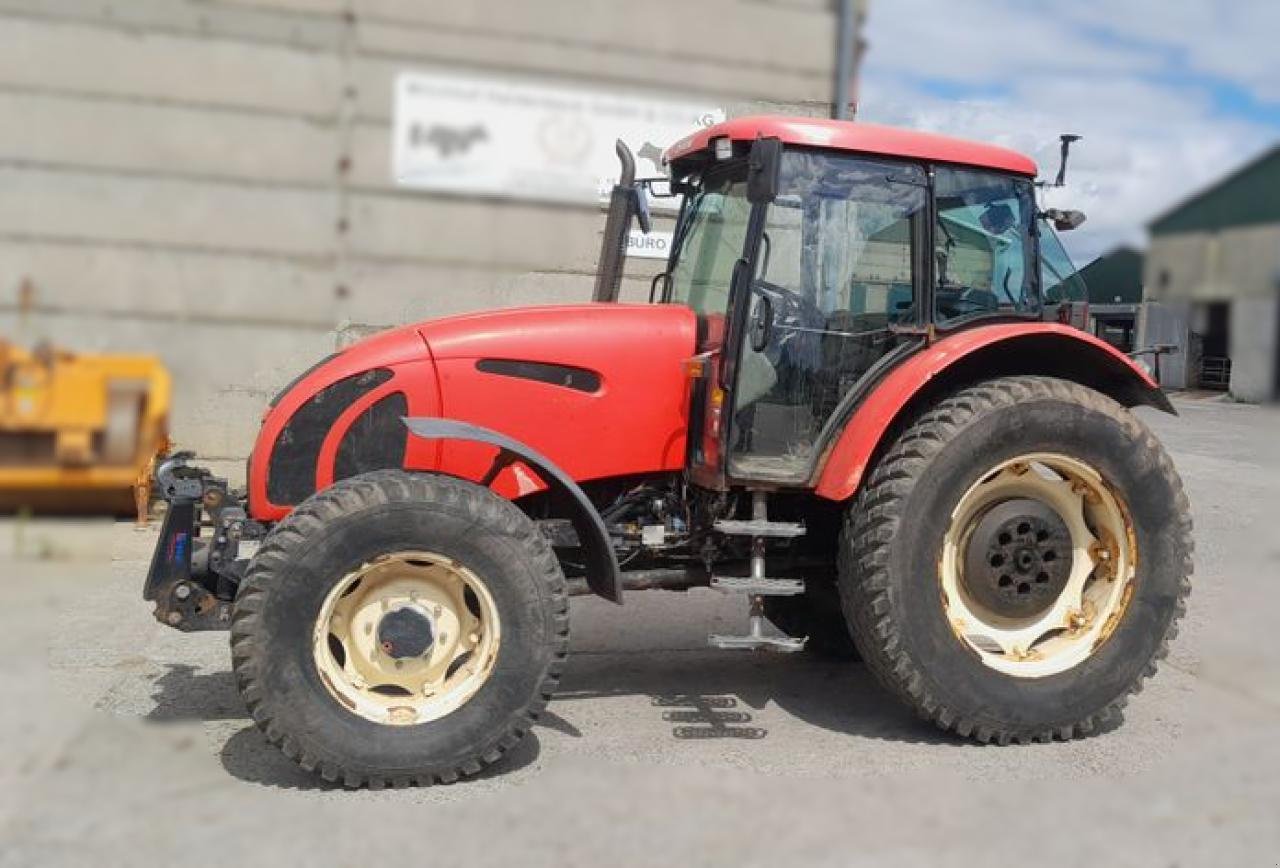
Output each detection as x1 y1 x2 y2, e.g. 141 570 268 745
627 229 674 260
392 71 721 206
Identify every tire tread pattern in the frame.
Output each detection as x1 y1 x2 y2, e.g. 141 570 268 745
229 470 569 787
839 376 1193 744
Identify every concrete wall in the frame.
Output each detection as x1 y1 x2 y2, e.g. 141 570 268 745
1229 294 1280 403
1145 223 1280 303
0 0 843 464
1144 223 1280 400
1135 301 1190 390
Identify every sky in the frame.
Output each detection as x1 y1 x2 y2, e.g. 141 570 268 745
855 0 1280 264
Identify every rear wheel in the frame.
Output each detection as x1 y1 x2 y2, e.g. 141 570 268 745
840 376 1192 743
230 470 568 787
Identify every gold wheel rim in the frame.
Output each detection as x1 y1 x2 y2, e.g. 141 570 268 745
940 453 1137 678
312 551 501 726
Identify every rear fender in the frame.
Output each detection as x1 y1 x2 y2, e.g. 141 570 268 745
813 323 1173 502
404 417 623 604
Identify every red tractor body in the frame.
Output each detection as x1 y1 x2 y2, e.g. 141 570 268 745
250 308 1163 521
143 115 1192 787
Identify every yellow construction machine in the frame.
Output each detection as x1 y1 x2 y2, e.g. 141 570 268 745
0 340 170 520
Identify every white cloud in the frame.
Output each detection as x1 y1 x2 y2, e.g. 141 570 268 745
857 0 1278 264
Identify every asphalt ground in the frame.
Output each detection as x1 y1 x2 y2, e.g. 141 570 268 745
1 396 1277 866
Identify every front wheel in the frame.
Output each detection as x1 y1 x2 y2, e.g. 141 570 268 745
840 376 1192 743
230 470 569 787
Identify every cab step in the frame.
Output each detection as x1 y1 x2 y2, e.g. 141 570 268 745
710 576 804 596
708 491 809 653
712 518 805 538
708 633 806 653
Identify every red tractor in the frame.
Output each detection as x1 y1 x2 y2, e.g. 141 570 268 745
144 116 1192 787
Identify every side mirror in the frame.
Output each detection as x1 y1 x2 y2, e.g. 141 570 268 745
749 294 773 352
1043 208 1087 231
632 185 651 233
746 137 783 204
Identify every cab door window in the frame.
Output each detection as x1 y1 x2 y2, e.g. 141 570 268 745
934 168 1038 324
729 152 926 480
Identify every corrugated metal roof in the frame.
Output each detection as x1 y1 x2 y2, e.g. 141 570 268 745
1148 144 1280 236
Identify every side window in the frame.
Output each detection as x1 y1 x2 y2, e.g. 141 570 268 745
934 167 1038 324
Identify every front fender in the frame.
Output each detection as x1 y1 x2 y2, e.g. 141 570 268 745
813 323 1172 502
403 417 623 604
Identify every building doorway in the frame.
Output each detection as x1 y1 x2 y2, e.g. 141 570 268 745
1195 301 1231 391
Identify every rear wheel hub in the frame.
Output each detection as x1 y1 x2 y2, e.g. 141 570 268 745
963 499 1072 619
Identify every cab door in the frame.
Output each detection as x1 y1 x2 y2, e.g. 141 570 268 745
725 151 928 484
660 163 758 489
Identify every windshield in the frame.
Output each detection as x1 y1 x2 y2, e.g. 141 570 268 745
1039 220 1088 304
934 167 1038 324
667 172 751 318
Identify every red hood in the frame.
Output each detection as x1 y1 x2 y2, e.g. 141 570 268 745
416 302 698 494
417 303 695 361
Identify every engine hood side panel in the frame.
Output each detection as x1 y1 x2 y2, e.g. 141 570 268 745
419 304 697 490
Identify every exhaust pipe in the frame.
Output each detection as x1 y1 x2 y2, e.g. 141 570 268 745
592 140 649 303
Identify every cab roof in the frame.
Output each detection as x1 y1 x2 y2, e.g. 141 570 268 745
664 115 1038 178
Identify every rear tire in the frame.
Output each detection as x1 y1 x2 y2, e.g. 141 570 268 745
230 470 569 787
840 376 1192 743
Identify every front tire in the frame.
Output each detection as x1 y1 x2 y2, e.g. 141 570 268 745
230 470 569 787
840 376 1192 743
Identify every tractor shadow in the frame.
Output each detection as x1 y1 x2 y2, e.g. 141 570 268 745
144 648 1122 789
555 649 955 745
144 664 543 790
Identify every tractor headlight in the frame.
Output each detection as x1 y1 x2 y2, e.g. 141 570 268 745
713 136 733 161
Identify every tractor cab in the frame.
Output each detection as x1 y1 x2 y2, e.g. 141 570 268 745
643 117 1088 490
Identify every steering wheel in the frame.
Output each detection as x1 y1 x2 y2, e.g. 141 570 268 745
752 278 823 332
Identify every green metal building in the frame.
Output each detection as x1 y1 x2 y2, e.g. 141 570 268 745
1078 247 1143 352
1141 145 1280 400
